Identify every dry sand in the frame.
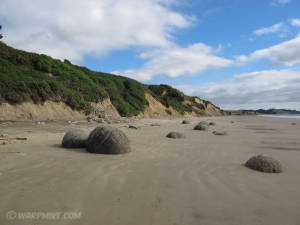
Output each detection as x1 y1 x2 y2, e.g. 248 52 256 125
0 116 300 225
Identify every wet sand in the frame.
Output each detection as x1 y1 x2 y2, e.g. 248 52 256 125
0 116 300 225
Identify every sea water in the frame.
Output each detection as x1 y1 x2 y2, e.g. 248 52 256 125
258 114 300 119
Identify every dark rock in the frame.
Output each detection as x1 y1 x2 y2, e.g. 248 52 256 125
151 123 161 126
87 126 130 154
245 155 283 173
62 128 89 148
182 120 190 124
129 125 138 129
208 122 216 126
193 123 209 131
166 131 185 139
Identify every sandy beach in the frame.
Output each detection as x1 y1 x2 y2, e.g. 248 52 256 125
0 116 300 225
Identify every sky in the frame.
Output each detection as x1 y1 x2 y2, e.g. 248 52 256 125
1 0 300 110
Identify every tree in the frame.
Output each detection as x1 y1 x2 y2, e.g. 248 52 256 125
0 25 2 39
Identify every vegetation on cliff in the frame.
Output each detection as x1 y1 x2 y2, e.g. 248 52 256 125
0 41 223 117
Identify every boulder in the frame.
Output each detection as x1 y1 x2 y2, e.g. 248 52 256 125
193 123 209 131
87 125 130 154
62 128 89 148
166 131 185 139
182 120 190 124
245 155 283 173
208 122 216 126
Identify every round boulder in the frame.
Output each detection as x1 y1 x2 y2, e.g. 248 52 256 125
198 121 209 126
166 131 185 139
193 123 209 131
208 122 216 126
87 125 130 154
182 119 190 124
62 128 90 148
245 155 283 173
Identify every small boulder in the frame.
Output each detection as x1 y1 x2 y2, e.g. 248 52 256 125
129 125 138 129
245 155 283 173
198 121 209 126
151 123 161 127
166 131 185 139
182 120 190 124
87 126 130 154
208 122 216 126
291 122 297 125
212 131 227 136
62 128 89 148
193 123 209 131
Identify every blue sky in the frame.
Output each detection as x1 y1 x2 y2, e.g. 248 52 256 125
1 0 300 110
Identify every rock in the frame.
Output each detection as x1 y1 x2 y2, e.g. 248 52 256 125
87 125 130 154
62 128 89 148
245 155 283 173
166 131 185 139
231 121 235 123
198 121 209 126
208 122 216 126
291 122 297 125
151 123 161 126
212 131 227 136
129 125 138 129
182 120 190 124
193 123 209 131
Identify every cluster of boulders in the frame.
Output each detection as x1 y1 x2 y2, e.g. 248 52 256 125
62 126 131 154
61 119 285 173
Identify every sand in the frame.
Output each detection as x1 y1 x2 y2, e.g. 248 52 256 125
0 116 300 225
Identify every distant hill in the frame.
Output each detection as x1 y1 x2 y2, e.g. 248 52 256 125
256 109 300 115
228 108 300 116
0 41 226 120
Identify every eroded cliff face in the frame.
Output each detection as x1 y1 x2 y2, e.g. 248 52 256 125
0 101 86 121
0 93 225 121
137 93 181 118
137 93 225 118
0 98 120 121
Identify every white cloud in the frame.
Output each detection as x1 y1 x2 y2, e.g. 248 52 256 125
176 70 300 110
236 34 300 66
0 0 192 62
113 43 232 81
291 18 300 27
254 23 285 36
271 0 291 6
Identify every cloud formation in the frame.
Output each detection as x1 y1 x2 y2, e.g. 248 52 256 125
254 23 285 36
176 70 300 110
237 34 300 66
291 18 300 27
0 0 192 62
271 0 291 6
114 43 232 81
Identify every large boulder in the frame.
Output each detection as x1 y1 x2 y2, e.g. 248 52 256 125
62 128 89 148
245 155 283 173
87 125 130 154
193 123 208 131
166 131 185 139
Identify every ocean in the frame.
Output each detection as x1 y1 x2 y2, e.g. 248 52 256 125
258 114 300 119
